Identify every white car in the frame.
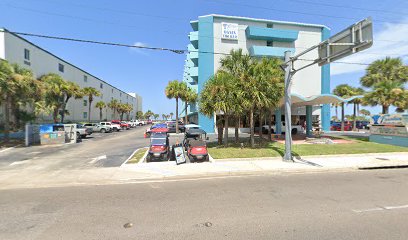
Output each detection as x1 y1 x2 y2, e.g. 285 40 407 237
100 122 121 132
83 123 112 133
261 124 302 135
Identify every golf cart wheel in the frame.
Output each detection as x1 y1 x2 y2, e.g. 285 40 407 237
145 155 150 163
205 155 210 162
100 128 106 133
291 128 298 135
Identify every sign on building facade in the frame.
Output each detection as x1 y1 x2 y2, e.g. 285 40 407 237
221 22 238 40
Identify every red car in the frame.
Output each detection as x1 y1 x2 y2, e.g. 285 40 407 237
111 120 130 130
330 122 352 131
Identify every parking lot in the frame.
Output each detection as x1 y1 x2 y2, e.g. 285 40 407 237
0 126 150 172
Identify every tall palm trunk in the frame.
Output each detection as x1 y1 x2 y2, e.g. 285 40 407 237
184 102 188 124
224 115 229 147
88 100 92 123
353 103 357 131
382 105 389 114
341 102 345 132
175 97 179 134
268 109 273 141
53 107 59 123
250 107 255 148
99 108 103 121
3 95 10 142
258 108 263 142
60 97 70 123
235 116 239 144
335 106 338 119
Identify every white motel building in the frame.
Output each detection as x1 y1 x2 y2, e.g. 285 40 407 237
0 28 142 123
183 14 332 134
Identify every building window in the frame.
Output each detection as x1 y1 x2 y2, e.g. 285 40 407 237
84 75 88 82
83 112 88 119
267 23 273 28
58 63 64 72
83 100 87 106
267 41 274 47
24 49 30 60
100 83 103 89
112 89 114 93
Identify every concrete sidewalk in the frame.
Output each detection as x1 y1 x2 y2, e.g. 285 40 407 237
1 152 407 190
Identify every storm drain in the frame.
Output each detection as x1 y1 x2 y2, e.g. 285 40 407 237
358 165 408 170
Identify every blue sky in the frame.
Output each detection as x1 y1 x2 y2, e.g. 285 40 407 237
0 0 407 117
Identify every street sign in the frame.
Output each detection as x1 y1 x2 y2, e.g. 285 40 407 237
317 17 373 66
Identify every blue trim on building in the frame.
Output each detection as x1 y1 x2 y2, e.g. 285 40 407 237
249 46 295 58
198 16 215 133
246 26 299 42
321 27 331 131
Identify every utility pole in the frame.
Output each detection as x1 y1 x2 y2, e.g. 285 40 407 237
283 51 294 162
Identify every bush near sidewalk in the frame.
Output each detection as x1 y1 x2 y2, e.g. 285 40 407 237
207 137 408 159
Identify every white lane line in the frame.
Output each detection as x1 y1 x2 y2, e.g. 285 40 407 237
353 204 408 213
384 204 408 210
0 147 15 153
9 160 31 166
352 207 384 213
88 155 107 164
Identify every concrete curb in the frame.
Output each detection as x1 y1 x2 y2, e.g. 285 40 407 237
212 152 408 162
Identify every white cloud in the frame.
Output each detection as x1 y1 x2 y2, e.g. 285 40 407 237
331 17 408 76
131 42 149 55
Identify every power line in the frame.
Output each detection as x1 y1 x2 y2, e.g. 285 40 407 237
3 29 404 66
283 0 407 16
205 0 408 26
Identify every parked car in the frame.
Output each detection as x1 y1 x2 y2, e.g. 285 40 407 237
76 124 92 139
261 123 302 135
119 121 131 130
101 121 121 132
147 119 153 124
146 133 170 162
83 123 112 133
330 122 352 131
111 120 127 131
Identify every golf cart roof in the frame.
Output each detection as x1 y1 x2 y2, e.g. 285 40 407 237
186 128 207 135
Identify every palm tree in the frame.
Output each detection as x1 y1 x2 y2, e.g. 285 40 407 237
154 114 159 120
125 104 133 120
95 101 106 121
82 87 101 122
60 81 83 123
359 109 371 117
361 57 407 88
200 70 236 146
144 110 154 120
333 84 354 131
165 80 187 134
350 87 364 131
136 111 144 120
181 88 198 124
40 73 67 123
169 112 174 120
220 49 254 145
363 80 406 114
252 57 284 141
361 57 407 114
108 99 119 119
162 114 167 120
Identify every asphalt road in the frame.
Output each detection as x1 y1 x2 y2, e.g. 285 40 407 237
0 126 149 170
1 169 408 240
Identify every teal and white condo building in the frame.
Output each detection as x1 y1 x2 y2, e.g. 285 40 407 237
183 14 331 133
